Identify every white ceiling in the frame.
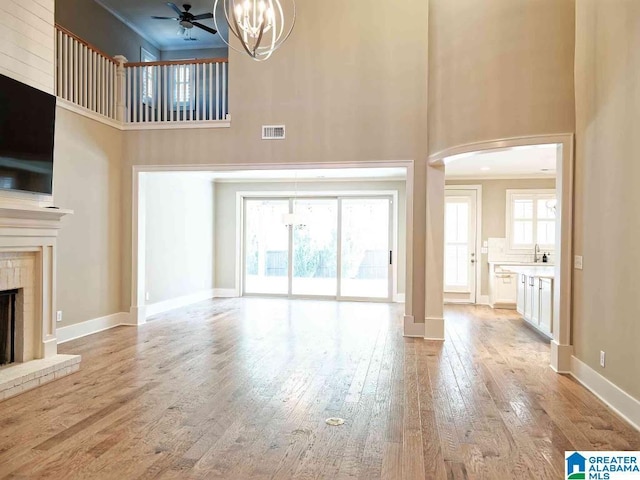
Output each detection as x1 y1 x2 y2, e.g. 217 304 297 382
95 0 228 50
444 144 558 179
148 167 408 182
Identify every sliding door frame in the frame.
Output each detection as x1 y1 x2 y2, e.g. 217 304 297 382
239 190 398 302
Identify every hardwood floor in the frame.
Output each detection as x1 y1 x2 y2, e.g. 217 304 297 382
0 299 638 479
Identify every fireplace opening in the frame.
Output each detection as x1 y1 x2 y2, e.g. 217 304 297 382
0 289 18 366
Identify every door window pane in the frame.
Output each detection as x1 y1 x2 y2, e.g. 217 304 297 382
445 245 468 286
244 200 289 294
292 199 338 296
340 198 390 298
444 196 472 291
446 202 469 243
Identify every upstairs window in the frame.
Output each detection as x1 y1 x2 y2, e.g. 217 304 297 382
506 189 556 251
141 48 157 104
174 64 193 106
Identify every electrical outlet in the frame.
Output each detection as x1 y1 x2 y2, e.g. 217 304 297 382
600 350 606 368
145 292 150 301
574 255 583 270
56 310 63 322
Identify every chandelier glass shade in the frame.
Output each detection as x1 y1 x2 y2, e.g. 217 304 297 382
213 0 296 61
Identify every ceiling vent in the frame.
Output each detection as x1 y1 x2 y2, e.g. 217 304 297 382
262 125 286 140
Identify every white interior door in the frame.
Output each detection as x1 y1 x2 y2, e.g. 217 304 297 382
444 189 477 303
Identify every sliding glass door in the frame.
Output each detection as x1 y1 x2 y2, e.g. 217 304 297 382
243 196 393 301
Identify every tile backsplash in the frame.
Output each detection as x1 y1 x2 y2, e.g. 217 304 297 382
487 238 553 264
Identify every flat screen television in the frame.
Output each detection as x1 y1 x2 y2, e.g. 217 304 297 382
0 73 56 195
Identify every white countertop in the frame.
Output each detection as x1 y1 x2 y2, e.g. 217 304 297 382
489 261 554 267
500 264 555 279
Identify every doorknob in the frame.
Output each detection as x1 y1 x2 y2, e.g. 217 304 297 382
470 259 475 264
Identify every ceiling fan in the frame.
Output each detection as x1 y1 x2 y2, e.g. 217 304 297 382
152 3 217 38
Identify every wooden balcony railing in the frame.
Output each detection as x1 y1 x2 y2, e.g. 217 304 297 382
55 24 118 121
123 58 228 124
54 25 229 126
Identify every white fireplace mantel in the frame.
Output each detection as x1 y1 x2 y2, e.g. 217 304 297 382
0 204 78 402
0 205 73 228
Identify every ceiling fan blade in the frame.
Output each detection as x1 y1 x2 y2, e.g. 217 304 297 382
192 12 214 20
166 2 183 15
152 16 178 19
192 21 217 35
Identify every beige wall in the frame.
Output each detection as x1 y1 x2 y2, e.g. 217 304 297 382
145 174 215 304
0 0 55 93
121 0 429 319
573 0 640 400
54 107 122 327
214 181 406 294
446 178 556 297
428 0 576 155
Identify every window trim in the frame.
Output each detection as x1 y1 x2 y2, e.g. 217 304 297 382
505 189 556 253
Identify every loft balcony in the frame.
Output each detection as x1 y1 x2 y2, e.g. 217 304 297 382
54 25 229 129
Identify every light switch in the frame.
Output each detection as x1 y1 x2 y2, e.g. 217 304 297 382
481 247 488 254
574 255 583 270
483 240 488 248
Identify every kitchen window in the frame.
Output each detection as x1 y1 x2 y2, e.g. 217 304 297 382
506 189 556 252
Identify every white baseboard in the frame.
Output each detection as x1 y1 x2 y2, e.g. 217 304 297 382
393 293 406 303
213 288 238 298
145 289 216 318
403 315 424 337
425 316 445 341
570 355 640 431
57 312 131 344
550 341 572 373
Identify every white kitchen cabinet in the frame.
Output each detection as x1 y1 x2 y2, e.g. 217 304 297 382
531 277 541 326
513 272 554 338
538 278 553 335
489 265 518 309
516 273 526 315
524 275 534 320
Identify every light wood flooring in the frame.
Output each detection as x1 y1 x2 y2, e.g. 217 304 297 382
0 299 639 479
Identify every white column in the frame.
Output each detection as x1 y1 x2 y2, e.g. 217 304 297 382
425 163 446 340
404 159 427 337
41 244 57 358
114 55 128 123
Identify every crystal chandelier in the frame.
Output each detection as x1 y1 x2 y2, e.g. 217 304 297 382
213 0 296 61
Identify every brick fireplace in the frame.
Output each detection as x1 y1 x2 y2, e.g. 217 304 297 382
0 205 80 401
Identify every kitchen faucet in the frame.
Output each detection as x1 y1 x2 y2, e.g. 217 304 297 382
534 244 540 263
